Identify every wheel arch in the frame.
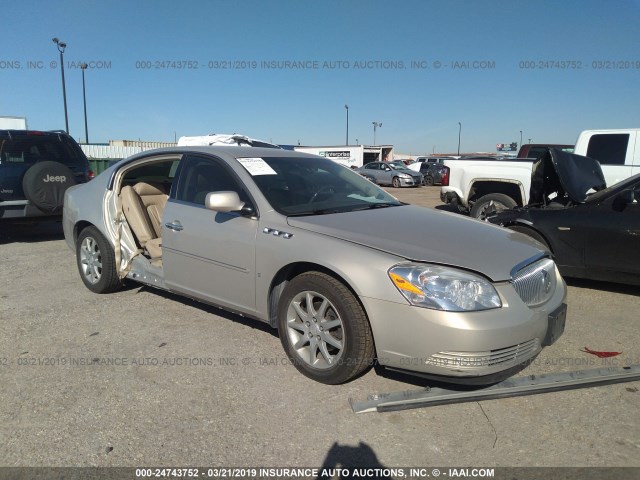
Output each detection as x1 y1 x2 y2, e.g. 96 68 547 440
505 221 554 254
73 220 96 246
267 262 370 333
468 180 525 206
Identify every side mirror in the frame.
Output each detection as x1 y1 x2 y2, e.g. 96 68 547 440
205 191 245 213
620 189 635 203
612 189 635 212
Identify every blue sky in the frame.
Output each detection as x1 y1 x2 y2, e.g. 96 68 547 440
3 0 639 154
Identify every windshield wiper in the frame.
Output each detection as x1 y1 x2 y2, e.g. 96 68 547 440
350 202 401 211
287 208 342 217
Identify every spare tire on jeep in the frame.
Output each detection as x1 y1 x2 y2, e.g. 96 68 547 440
22 161 77 213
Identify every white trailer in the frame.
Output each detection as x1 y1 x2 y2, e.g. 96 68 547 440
294 145 394 168
0 116 28 130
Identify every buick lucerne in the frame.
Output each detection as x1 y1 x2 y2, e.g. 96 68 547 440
63 147 567 384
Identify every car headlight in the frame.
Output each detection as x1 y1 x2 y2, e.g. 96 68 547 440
388 264 501 311
398 173 411 179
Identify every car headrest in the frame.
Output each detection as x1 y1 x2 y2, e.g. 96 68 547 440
133 182 166 196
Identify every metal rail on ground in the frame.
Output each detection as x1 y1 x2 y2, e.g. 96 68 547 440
350 364 640 413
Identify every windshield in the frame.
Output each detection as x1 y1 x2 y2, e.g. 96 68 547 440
389 163 409 170
586 173 640 203
243 156 402 215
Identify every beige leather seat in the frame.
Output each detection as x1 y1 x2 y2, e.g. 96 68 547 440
120 182 168 258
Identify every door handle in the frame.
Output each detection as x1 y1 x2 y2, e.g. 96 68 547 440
165 221 183 232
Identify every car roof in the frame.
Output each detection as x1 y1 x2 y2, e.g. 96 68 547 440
117 145 323 165
0 129 71 139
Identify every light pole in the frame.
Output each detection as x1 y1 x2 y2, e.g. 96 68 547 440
520 130 523 148
528 138 532 144
80 63 89 144
52 38 69 133
372 121 382 145
457 122 462 155
344 104 349 145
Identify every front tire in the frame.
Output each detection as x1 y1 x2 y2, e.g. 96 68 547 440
392 176 401 188
423 175 434 186
76 226 122 294
278 272 375 384
470 193 517 220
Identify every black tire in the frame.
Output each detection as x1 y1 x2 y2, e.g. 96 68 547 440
278 272 375 384
22 161 77 213
392 176 401 188
507 225 551 252
76 226 122 294
423 175 434 186
470 193 517 220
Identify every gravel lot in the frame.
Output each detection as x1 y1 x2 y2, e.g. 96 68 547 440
1 185 638 470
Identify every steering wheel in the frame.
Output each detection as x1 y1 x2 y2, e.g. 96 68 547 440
309 185 336 203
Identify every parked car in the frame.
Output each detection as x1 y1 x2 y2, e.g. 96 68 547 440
0 130 93 220
441 128 639 219
420 162 448 186
63 147 567 384
517 144 574 159
356 161 423 187
489 148 640 286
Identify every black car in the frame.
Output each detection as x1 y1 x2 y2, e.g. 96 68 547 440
489 148 640 286
419 162 448 186
0 130 93 220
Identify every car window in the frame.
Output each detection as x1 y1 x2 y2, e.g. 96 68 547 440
0 135 85 166
586 134 629 165
364 163 378 170
248 156 401 215
175 155 250 206
122 160 179 190
527 147 549 159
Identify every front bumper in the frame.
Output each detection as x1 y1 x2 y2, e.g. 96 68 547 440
362 268 566 383
398 177 422 187
440 190 461 205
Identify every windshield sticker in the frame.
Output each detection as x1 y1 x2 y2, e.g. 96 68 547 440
237 157 277 176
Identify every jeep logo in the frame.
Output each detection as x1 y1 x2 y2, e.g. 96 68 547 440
43 174 67 183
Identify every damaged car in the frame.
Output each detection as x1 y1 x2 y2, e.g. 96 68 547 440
64 146 567 384
489 148 640 285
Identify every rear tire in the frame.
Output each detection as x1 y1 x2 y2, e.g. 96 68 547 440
423 175 434 186
470 193 517 220
507 225 551 252
76 226 122 294
278 272 375 384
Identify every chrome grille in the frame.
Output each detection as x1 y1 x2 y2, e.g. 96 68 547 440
427 338 540 371
512 257 557 307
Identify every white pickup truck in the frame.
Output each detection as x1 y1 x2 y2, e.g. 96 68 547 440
440 129 640 218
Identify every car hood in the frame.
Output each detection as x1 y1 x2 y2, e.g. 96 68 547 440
396 169 422 176
529 148 606 205
287 205 544 282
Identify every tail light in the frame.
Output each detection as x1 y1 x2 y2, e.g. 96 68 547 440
87 169 96 180
441 166 450 186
